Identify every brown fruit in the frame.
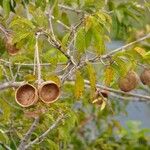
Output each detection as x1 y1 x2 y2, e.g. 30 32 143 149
140 68 150 85
118 71 139 92
4 36 19 55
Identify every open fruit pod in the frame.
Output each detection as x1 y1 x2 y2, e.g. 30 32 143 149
15 83 38 107
38 81 60 104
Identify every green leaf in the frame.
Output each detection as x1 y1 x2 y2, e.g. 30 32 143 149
92 27 105 55
12 32 30 44
35 0 46 10
0 66 3 80
24 74 36 82
75 27 86 54
61 12 70 26
45 75 61 86
3 0 10 17
85 29 92 49
75 70 84 99
53 0 59 18
0 129 9 144
85 15 93 32
0 99 11 123
144 50 150 59
61 32 70 50
9 17 35 29
30 8 48 28
46 139 59 150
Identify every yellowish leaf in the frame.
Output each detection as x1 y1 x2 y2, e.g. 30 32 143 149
85 15 93 32
46 75 61 86
100 99 106 111
134 47 146 57
24 74 36 82
75 71 84 99
104 66 114 86
87 63 96 99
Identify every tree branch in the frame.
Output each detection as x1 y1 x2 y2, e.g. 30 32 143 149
25 114 65 149
17 117 39 150
0 141 11 150
58 4 83 13
102 33 150 59
0 81 24 91
87 80 150 101
0 59 66 67
67 80 150 102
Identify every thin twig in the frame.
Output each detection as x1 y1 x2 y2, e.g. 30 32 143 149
102 33 150 59
144 0 150 12
0 81 24 91
46 9 70 30
48 7 57 42
17 117 39 150
14 65 21 81
0 59 66 67
58 4 83 13
25 114 65 149
0 141 12 150
0 24 9 38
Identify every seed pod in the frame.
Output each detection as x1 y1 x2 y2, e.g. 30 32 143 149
38 81 60 104
4 36 19 55
140 68 150 85
118 71 139 92
15 83 38 107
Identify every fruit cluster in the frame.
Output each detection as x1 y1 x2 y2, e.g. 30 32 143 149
118 69 150 92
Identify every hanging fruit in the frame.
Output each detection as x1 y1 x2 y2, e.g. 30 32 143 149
140 68 150 85
118 71 139 92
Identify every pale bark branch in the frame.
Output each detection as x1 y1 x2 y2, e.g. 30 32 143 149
58 4 83 13
0 59 66 67
17 117 39 150
88 80 150 101
67 80 150 102
102 33 150 59
25 114 65 149
0 81 24 91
